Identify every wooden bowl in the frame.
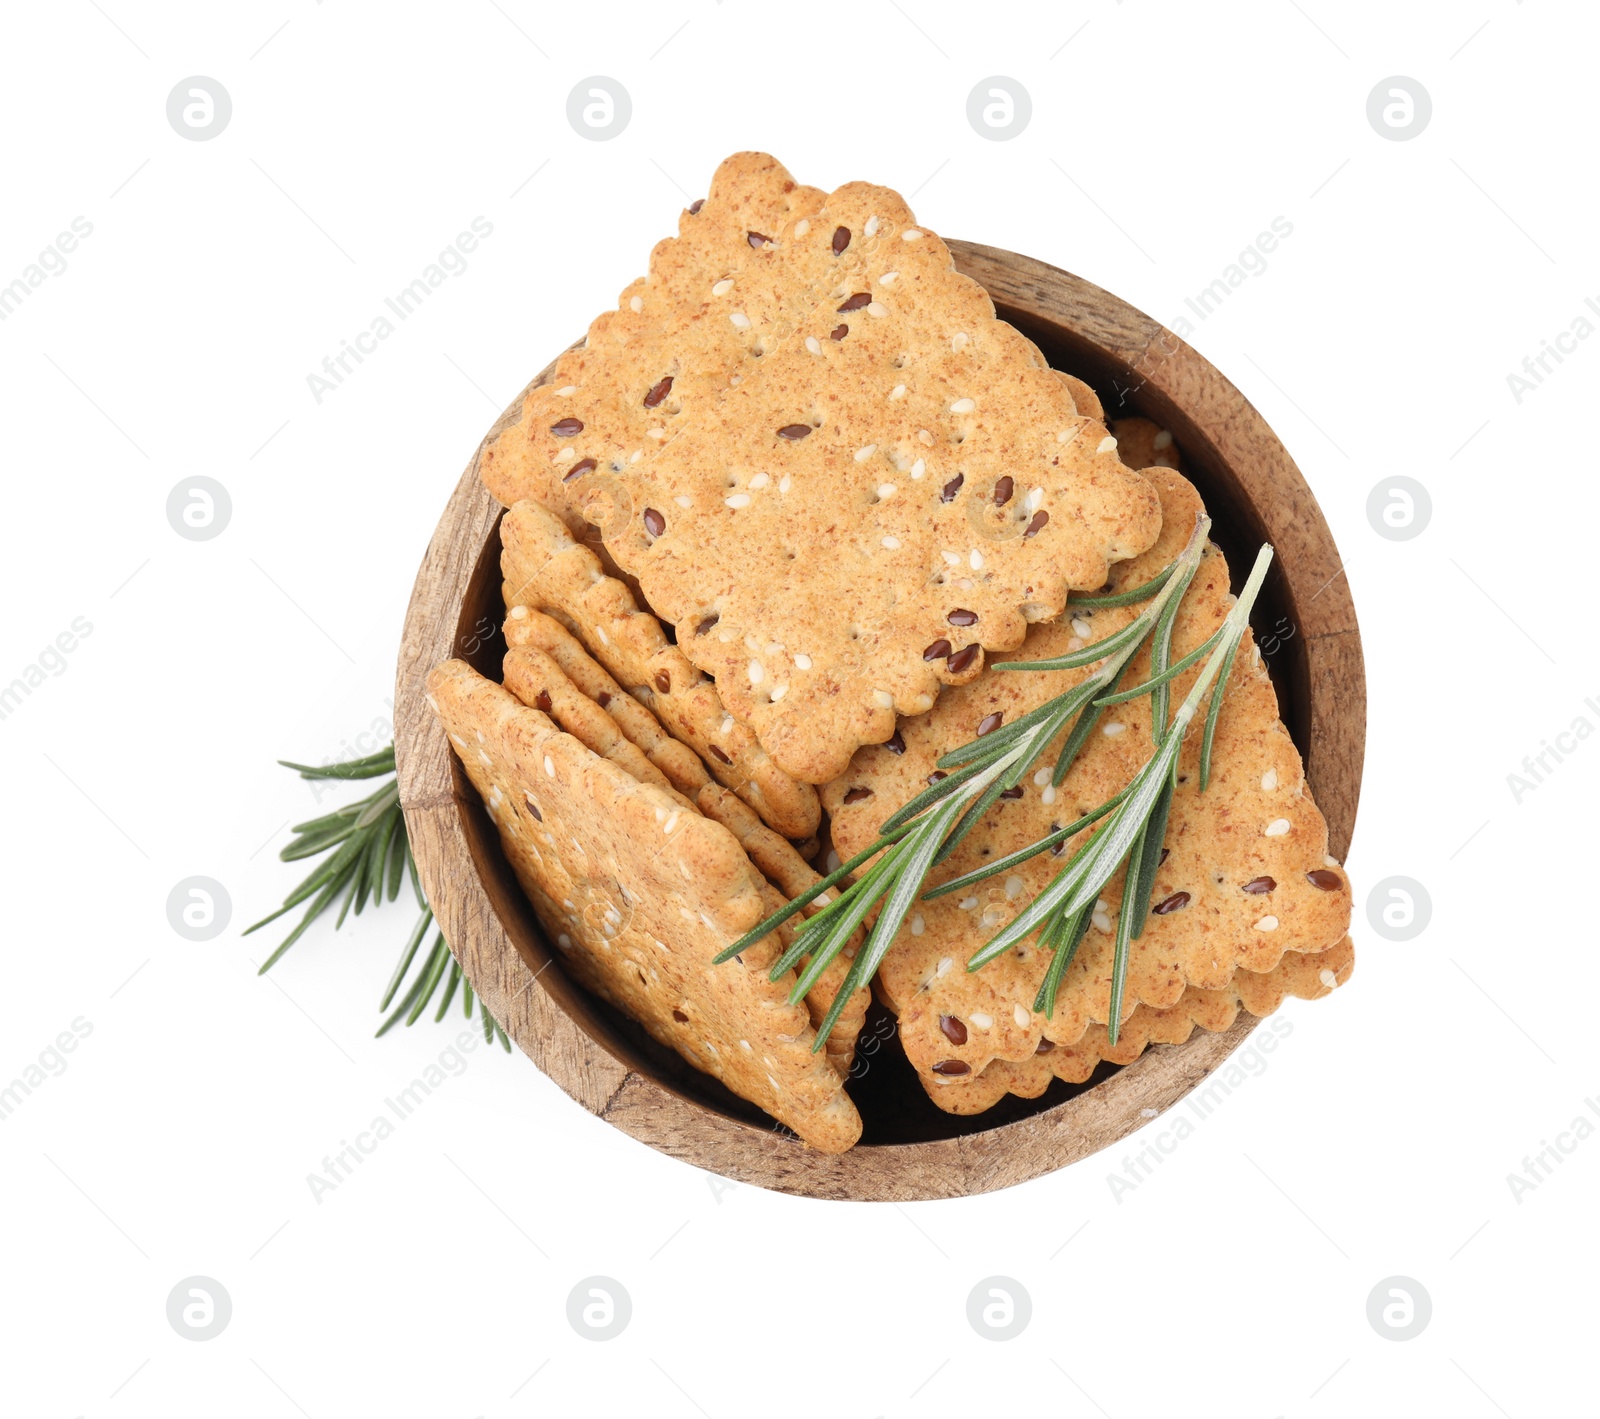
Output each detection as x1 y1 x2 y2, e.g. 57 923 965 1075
395 241 1364 1201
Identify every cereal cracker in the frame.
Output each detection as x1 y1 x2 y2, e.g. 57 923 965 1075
427 658 860 1151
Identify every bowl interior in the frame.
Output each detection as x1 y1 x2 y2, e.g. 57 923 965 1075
442 298 1313 1148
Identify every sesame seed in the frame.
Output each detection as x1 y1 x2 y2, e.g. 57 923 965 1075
1092 910 1112 932
509 604 529 620
730 311 751 329
556 385 576 396
889 383 907 400
1033 769 1051 787
910 913 925 935
1071 617 1092 638
937 956 953 976
918 429 934 445
1261 767 1279 791
794 653 812 669
941 550 962 566
959 896 978 911
543 755 555 777
950 397 976 414
778 476 792 492
867 302 887 317
872 689 894 709
856 445 877 462
664 810 680 833
865 215 880 237
1153 430 1174 449
1013 1004 1030 1027
629 295 643 312
1264 818 1291 837
554 446 576 462
1254 915 1279 931
951 333 969 351
910 458 926 478
876 483 897 501
770 684 788 701
969 548 984 570
747 660 765 684
1095 898 1110 913
1319 968 1338 988
748 473 770 489
1324 854 1340 868
902 228 925 241
793 218 810 236
1025 486 1044 511
880 270 899 285
1041 784 1057 804
725 493 752 508
712 278 734 296
882 536 901 550
674 495 692 508
805 336 822 355
970 1011 993 1029
1096 435 1118 454
1103 722 1127 737
1005 875 1024 899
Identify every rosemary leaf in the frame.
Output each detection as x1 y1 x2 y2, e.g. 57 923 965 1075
876 753 997 834
380 907 435 1011
782 844 906 995
385 815 407 902
923 788 1132 900
1033 907 1091 1017
1127 769 1176 943
435 957 463 1021
1094 628 1223 708
1199 634 1244 791
714 821 916 965
279 747 396 780
989 611 1153 673
805 792 968 1050
1067 563 1176 609
1105 824 1147 1042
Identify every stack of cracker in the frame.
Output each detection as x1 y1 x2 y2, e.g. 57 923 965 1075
430 153 1352 1146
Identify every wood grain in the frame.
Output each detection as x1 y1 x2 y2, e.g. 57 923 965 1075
395 242 1365 1200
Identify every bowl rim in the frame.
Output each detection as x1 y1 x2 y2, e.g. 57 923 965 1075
395 239 1364 1201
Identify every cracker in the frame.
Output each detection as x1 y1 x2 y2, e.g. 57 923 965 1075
599 187 1162 783
426 659 860 1151
1055 371 1104 421
504 607 710 794
478 153 829 526
502 498 820 839
503 646 668 790
1111 415 1181 473
822 469 1350 1104
499 626 867 1074
934 938 1355 1112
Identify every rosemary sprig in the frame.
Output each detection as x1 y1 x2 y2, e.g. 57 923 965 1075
716 515 1274 1054
965 544 1275 1042
246 746 510 1049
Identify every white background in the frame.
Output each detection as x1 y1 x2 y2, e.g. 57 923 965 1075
2 1 1596 1415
